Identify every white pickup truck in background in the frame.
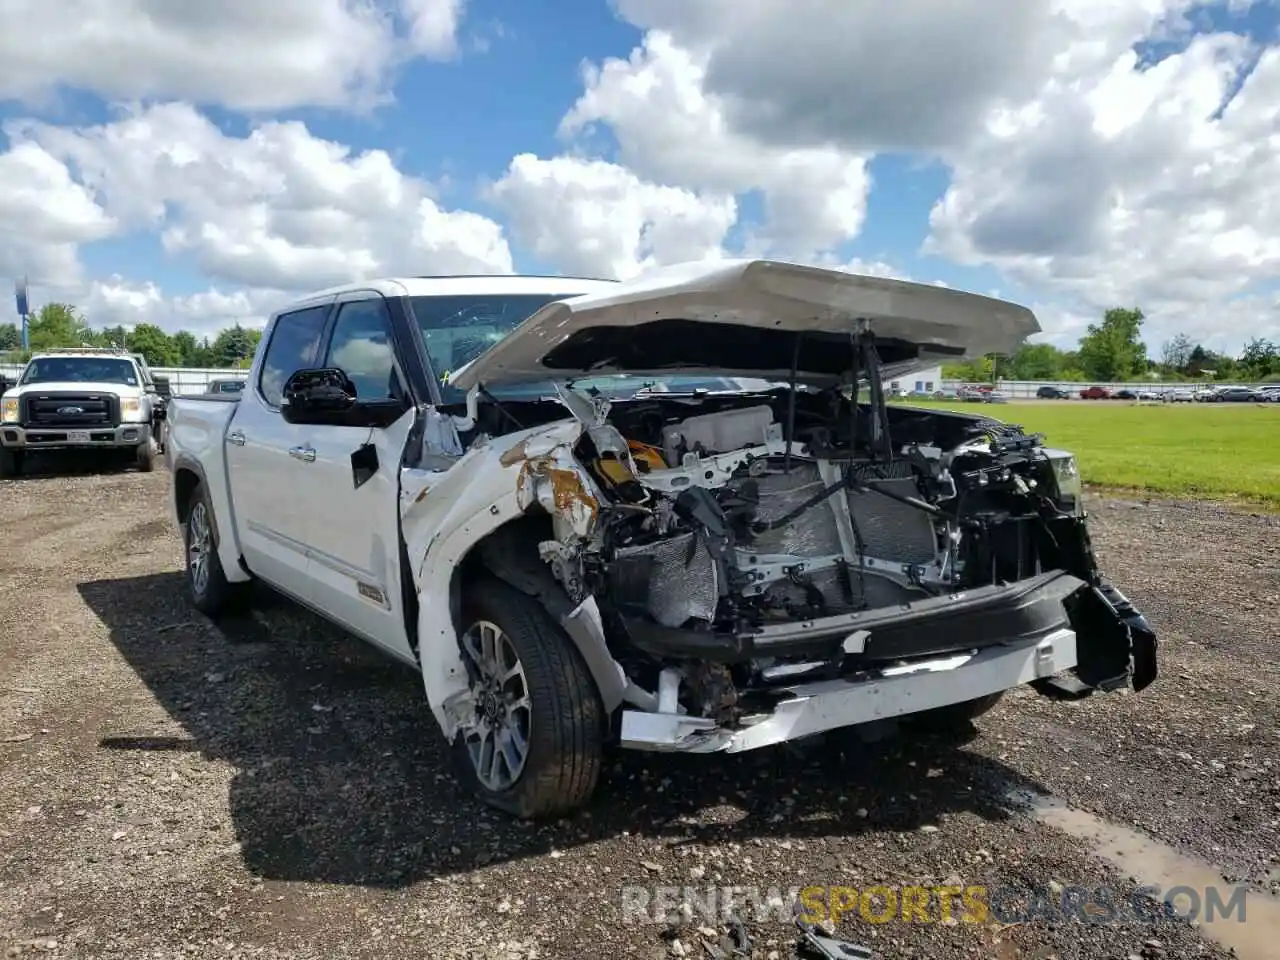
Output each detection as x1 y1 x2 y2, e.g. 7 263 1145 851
164 260 1158 818
1 347 165 477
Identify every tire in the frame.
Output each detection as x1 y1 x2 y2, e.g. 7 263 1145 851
903 691 1005 736
0 447 22 478
183 483 249 618
451 577 604 819
135 436 159 472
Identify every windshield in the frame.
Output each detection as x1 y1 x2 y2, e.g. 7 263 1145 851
407 293 758 404
20 357 138 386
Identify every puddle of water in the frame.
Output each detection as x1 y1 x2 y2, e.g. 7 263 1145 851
1009 790 1280 960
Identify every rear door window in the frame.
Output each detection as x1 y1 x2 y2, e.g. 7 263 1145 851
258 306 329 407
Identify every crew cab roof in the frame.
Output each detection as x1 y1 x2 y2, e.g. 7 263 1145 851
272 274 619 314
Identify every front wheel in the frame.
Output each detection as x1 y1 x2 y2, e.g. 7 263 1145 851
451 577 604 819
903 691 1005 736
135 436 159 472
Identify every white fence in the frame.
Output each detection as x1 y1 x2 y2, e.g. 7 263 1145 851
0 363 244 396
1 362 1265 400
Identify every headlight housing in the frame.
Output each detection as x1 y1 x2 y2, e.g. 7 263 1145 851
1045 451 1083 515
1 397 18 424
120 397 145 421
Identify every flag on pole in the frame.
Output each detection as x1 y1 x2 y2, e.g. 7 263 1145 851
15 276 28 317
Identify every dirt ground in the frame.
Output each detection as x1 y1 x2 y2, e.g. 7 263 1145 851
1 460 1278 960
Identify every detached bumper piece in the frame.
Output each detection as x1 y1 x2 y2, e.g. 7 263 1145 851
1036 579 1158 699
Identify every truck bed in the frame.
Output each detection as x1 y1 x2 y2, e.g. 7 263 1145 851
164 395 243 578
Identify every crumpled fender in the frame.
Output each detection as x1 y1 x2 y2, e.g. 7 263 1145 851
400 418 610 738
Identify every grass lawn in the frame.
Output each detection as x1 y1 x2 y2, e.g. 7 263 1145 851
896 400 1280 508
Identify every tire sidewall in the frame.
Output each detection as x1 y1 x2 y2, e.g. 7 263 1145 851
184 487 224 612
450 579 604 818
136 437 158 472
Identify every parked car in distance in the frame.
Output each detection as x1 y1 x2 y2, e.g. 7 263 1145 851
205 378 247 396
1112 389 1138 400
164 260 1159 818
1079 385 1110 399
1258 385 1280 402
1165 389 1194 403
984 391 1009 403
1212 387 1261 402
1035 385 1067 399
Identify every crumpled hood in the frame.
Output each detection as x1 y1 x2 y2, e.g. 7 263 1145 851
448 259 1039 390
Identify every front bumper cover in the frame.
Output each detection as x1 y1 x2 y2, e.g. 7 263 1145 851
1 423 152 450
620 570 1086 662
620 627 1080 752
615 570 1158 754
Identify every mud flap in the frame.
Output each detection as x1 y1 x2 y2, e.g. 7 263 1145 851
1037 581 1158 699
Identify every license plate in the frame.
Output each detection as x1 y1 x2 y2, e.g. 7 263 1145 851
67 430 91 443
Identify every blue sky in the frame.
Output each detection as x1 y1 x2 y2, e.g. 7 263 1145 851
1 0 1277 352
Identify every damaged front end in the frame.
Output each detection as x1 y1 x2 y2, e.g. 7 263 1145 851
467 339 1156 756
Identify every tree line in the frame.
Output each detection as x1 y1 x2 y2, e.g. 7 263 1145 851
941 307 1279 384
2 302 1277 383
0 303 262 369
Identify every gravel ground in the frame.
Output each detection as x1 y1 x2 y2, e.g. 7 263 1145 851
1 460 1277 960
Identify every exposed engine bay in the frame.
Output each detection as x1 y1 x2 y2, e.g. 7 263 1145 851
455 354 1156 738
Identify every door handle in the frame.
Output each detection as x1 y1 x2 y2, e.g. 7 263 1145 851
227 430 246 446
289 445 317 463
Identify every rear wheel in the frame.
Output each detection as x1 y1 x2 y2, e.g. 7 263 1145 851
183 483 249 618
0 447 22 478
451 577 604 819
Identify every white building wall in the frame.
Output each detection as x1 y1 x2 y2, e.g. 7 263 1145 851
887 366 944 394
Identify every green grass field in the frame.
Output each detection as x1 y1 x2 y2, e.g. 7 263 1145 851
897 400 1280 508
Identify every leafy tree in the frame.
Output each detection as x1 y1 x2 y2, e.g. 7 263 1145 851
126 323 182 367
1239 337 1276 379
97 325 129 349
942 355 995 381
211 324 258 367
172 331 199 366
1160 333 1194 372
1077 307 1147 381
0 323 18 351
1007 343 1063 380
27 303 92 351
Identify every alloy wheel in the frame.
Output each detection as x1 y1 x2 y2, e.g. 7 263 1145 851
459 619 532 792
187 502 212 597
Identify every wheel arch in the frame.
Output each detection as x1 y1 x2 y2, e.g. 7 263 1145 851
417 500 626 741
170 454 252 583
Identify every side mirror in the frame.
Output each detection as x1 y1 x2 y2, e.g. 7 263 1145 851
280 368 406 428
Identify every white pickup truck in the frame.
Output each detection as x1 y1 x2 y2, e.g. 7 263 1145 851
164 259 1158 818
1 348 164 476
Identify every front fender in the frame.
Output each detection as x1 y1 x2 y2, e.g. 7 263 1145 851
402 419 608 739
